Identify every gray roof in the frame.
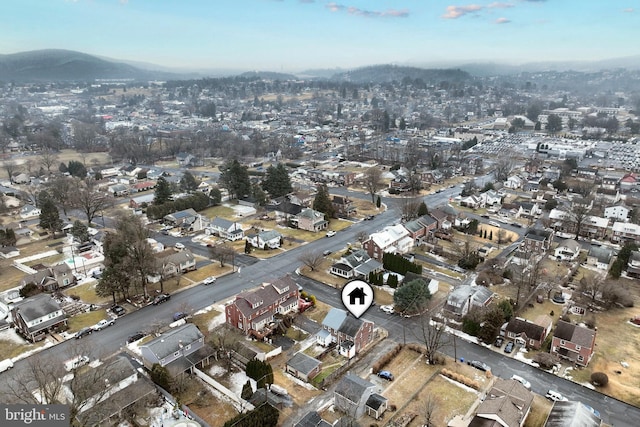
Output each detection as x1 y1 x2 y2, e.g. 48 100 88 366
354 258 383 276
141 323 203 360
13 294 62 323
295 411 332 427
525 228 552 241
544 401 601 426
165 208 197 220
587 245 613 263
553 320 596 349
366 393 388 410
210 216 237 230
156 249 195 266
335 373 375 403
322 307 347 331
339 315 364 338
448 284 494 306
286 352 322 376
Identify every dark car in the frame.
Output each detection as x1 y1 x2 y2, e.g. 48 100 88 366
127 332 145 344
364 215 375 220
377 370 394 381
322 249 332 256
153 293 171 305
173 312 188 321
467 360 491 372
110 305 126 317
504 341 515 353
75 327 93 339
494 336 504 347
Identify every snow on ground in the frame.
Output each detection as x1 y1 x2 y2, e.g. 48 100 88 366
209 365 256 396
193 304 227 330
0 328 26 345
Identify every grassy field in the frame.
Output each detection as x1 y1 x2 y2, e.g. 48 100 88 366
65 281 113 305
304 300 332 324
0 237 68 292
67 309 109 332
524 395 553 427
0 338 45 360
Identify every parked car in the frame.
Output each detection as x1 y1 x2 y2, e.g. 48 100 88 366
173 312 188 321
153 293 171 305
110 305 126 317
364 215 374 220
92 318 115 331
175 242 185 250
75 327 93 339
322 249 332 256
202 276 217 285
489 221 501 228
380 305 395 314
0 359 15 373
504 341 515 353
377 370 394 381
64 355 89 371
510 374 531 389
467 360 491 372
545 390 568 402
326 230 336 237
494 336 504 347
127 332 146 344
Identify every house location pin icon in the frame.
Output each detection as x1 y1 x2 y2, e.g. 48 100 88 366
341 279 374 319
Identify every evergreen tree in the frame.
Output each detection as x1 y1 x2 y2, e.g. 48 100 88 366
219 159 251 200
376 195 381 208
209 187 222 205
312 184 335 219
71 220 89 243
67 160 87 178
393 279 432 314
241 380 253 400
262 163 292 198
399 117 407 130
180 171 200 192
39 198 63 235
417 201 429 216
154 177 172 205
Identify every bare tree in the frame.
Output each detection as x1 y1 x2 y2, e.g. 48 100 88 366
422 393 438 427
72 179 113 225
511 249 545 309
298 250 325 272
39 149 59 174
45 176 75 216
363 166 383 203
565 205 591 240
493 158 515 182
396 196 422 221
3 160 20 181
209 243 236 268
580 272 606 303
413 313 449 365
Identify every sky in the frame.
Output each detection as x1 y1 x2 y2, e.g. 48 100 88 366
1 0 638 72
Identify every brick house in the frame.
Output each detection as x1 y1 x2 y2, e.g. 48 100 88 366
521 228 554 254
295 208 328 232
502 316 552 350
611 221 640 244
225 276 299 337
317 307 374 358
403 215 438 243
11 294 68 342
331 195 356 218
362 224 414 261
551 320 597 367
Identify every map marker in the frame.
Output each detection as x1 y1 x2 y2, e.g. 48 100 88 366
341 279 374 318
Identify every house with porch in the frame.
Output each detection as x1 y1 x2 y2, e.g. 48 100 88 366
318 307 374 358
470 378 534 427
442 285 495 320
522 228 554 254
331 195 356 218
586 245 614 271
551 320 596 367
11 293 67 342
139 323 211 374
246 229 283 250
334 373 385 419
225 276 299 337
153 249 196 278
611 221 640 244
553 239 582 261
330 249 383 280
208 217 244 241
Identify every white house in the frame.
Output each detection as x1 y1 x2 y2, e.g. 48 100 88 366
246 229 282 249
554 239 581 261
19 204 41 219
504 175 524 189
604 204 631 221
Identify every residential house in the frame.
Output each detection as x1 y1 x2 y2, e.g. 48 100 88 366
318 307 374 358
129 193 155 209
482 189 503 206
265 195 304 223
604 203 631 221
330 249 383 280
627 250 640 278
502 316 552 350
470 378 534 427
65 356 157 426
208 217 244 241
620 172 638 192
554 239 582 261
460 194 483 209
498 203 523 219
154 249 196 279
131 181 156 193
331 195 356 218
611 221 640 244
295 208 328 232
551 320 597 367
21 263 75 291
586 245 614 271
246 229 283 250
430 206 456 230
139 323 211 374
522 228 554 254
107 183 129 197
163 208 198 227
600 172 622 191
419 169 443 185
19 204 41 219
543 401 601 427
285 352 322 382
504 175 524 189
225 276 299 337
442 285 494 320
333 373 381 419
581 215 610 240
363 224 414 261
11 293 67 342
294 411 332 427
403 214 438 243
517 201 542 217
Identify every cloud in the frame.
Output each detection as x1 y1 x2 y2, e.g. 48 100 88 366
488 2 514 8
495 17 511 23
442 4 484 19
623 8 634 13
325 3 409 18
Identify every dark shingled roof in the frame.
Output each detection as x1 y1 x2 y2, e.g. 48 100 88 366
287 352 321 376
553 320 596 348
335 373 374 403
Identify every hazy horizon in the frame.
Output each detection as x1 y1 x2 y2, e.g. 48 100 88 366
1 0 638 72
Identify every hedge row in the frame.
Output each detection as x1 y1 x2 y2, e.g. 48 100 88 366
441 368 481 390
372 343 403 374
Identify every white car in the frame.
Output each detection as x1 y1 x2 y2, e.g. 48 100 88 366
511 374 531 389
380 305 395 314
64 355 90 371
92 318 115 331
545 390 568 402
326 230 336 237
489 221 501 228
175 242 185 250
202 276 216 285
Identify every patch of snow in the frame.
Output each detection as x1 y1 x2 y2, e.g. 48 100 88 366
440 373 482 394
209 365 226 377
0 328 27 345
283 371 317 391
229 371 254 395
